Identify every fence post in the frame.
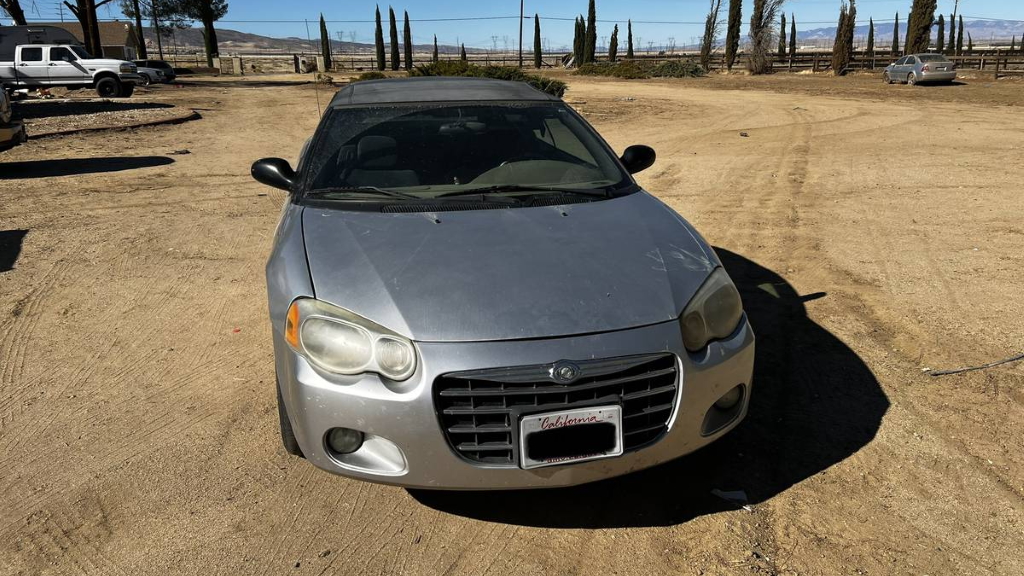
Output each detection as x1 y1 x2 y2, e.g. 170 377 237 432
812 54 819 72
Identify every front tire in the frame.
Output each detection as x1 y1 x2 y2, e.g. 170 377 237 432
95 77 120 98
140 74 151 86
277 380 304 457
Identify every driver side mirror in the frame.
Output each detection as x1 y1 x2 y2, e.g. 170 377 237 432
620 145 656 175
251 158 296 192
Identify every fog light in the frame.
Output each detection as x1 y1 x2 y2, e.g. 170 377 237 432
714 385 743 410
326 427 364 455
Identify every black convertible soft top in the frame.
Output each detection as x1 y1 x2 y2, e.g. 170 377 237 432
329 77 560 107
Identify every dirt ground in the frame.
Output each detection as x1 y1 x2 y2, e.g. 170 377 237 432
1 72 1022 576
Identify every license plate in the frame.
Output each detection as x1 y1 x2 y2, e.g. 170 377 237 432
519 405 623 469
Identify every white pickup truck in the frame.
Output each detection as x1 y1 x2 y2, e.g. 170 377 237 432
0 44 142 98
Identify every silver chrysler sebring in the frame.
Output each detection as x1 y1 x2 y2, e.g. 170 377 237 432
251 77 754 489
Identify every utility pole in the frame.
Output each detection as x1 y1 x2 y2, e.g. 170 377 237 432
518 0 524 67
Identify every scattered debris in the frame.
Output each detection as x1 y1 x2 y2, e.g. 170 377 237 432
927 352 1024 377
232 328 242 333
740 132 750 137
711 488 753 511
318 550 331 558
170 149 191 155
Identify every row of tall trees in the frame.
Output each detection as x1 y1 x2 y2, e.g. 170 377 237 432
370 5 415 71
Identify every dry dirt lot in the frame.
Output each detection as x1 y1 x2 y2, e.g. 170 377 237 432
1 73 1022 575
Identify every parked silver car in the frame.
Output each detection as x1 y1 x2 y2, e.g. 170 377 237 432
251 77 755 489
884 53 957 85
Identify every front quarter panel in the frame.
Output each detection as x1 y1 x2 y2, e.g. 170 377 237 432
266 202 312 334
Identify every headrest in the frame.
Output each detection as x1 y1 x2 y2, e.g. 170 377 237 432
358 136 398 169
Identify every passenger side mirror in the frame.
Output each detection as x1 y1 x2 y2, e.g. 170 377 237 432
251 158 296 192
620 145 656 175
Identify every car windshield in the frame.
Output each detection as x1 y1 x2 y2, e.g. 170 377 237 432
302 102 630 200
919 55 950 63
69 46 91 59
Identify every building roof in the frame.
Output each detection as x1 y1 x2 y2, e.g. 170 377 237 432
33 21 139 48
330 77 560 107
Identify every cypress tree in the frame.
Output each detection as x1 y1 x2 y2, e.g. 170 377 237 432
626 20 634 59
905 0 937 55
831 0 856 75
374 5 385 71
866 18 875 57
778 13 787 58
460 43 467 61
584 0 597 64
789 14 797 58
700 0 723 72
724 0 742 70
892 13 900 57
956 15 964 56
319 14 332 71
432 35 438 63
1011 36 1016 54
534 15 542 68
609 23 619 63
967 32 973 54
947 13 955 55
936 14 945 54
388 6 400 71
403 11 412 70
573 16 585 65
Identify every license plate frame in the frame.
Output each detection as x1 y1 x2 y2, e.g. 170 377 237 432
519 405 623 469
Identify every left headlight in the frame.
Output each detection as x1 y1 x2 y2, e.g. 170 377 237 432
680 267 744 352
284 298 417 381
120 63 136 73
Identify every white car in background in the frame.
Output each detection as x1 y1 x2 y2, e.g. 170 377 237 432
134 61 169 85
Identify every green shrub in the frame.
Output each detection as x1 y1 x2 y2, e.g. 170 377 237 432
575 61 648 79
409 61 567 98
574 59 705 80
649 60 705 78
354 71 388 81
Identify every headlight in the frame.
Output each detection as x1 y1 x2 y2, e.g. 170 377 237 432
680 267 744 352
120 63 136 73
284 298 417 380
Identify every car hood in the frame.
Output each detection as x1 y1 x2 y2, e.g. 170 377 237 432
82 58 130 68
302 192 718 342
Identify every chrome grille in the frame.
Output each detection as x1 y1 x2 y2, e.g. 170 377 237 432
434 353 678 465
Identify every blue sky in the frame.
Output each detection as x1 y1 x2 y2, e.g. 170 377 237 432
21 0 1024 49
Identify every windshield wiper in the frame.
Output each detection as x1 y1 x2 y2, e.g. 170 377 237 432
306 186 420 200
435 184 610 199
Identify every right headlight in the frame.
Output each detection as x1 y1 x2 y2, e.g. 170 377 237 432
680 267 744 352
284 298 417 381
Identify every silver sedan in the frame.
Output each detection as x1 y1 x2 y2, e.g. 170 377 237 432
884 53 958 85
251 77 755 489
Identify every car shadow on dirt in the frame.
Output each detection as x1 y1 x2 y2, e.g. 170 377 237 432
0 229 28 273
0 156 174 179
409 248 889 528
11 100 175 120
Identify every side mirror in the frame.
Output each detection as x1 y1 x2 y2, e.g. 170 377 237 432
251 158 296 192
620 145 656 175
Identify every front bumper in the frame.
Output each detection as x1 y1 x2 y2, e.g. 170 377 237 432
274 317 755 489
118 73 143 85
0 121 27 151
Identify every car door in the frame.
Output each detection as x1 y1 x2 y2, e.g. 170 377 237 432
47 46 89 84
16 46 49 87
903 56 918 80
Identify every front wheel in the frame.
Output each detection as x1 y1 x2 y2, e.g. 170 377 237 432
140 74 151 86
95 77 120 98
277 380 304 457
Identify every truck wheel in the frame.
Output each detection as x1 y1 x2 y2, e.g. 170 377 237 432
119 84 135 98
96 77 120 98
277 380 304 457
